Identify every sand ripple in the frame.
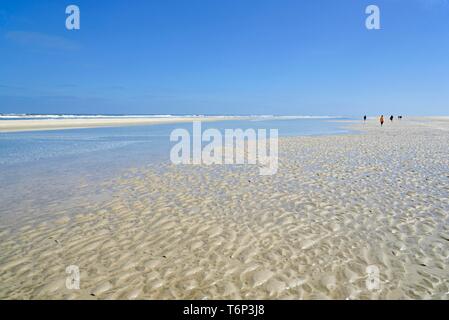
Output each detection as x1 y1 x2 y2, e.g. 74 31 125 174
0 119 448 299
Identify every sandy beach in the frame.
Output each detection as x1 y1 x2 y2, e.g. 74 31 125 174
0 116 246 133
0 117 448 299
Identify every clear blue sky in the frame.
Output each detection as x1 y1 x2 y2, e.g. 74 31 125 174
1 0 448 116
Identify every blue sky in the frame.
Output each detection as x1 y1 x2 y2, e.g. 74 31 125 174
0 0 448 116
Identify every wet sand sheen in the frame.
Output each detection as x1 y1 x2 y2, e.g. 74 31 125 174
0 118 448 299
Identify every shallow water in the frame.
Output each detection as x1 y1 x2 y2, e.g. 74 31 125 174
0 118 349 223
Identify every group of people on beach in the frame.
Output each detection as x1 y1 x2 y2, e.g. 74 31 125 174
363 115 403 126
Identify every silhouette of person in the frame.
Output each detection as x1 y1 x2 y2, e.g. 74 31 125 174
364 115 367 121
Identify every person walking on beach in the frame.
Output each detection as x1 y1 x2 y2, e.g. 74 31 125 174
364 115 367 122
380 115 384 126
390 115 394 122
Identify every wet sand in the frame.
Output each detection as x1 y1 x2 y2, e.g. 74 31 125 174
0 117 448 299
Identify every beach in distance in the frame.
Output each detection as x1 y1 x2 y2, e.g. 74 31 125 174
0 115 246 133
0 116 448 299
0 114 342 133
